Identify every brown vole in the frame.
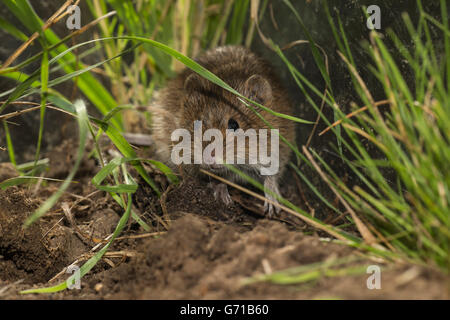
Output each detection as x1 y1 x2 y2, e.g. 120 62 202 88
150 46 295 217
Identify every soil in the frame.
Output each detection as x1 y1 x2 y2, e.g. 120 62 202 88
0 139 448 300
0 0 448 302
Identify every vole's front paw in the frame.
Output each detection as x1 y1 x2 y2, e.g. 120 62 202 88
263 193 281 219
263 177 282 219
210 182 233 206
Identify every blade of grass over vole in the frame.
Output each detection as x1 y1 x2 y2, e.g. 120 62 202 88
56 36 313 125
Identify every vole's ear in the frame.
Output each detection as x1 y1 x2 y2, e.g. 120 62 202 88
244 74 272 106
184 73 206 92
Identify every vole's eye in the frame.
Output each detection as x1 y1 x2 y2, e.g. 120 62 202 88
227 118 239 130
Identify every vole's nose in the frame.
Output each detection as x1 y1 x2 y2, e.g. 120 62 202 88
203 150 216 165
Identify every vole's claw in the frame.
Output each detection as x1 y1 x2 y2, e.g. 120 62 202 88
263 195 281 219
210 182 233 206
263 177 282 219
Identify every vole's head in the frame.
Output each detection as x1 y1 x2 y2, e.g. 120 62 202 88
179 72 276 173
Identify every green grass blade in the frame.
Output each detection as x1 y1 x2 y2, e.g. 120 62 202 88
21 191 133 294
32 49 49 175
23 99 88 227
2 0 122 128
0 176 74 189
0 16 28 41
2 120 16 166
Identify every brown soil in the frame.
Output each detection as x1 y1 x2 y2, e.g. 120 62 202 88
0 140 448 300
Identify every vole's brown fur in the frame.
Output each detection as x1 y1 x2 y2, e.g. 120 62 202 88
150 46 295 217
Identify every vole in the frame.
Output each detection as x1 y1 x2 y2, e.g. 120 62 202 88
150 46 295 217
